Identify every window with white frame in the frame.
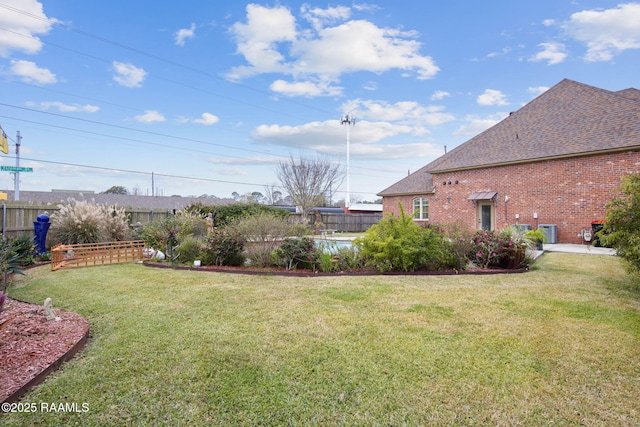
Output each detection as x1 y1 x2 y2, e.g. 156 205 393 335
413 197 428 220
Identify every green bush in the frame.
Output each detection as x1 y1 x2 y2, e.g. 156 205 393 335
0 235 34 312
200 228 245 266
316 251 336 273
601 173 640 277
229 213 303 267
355 206 454 273
274 237 317 270
185 202 289 228
136 212 206 256
333 245 365 272
178 236 203 265
468 227 533 270
136 216 179 253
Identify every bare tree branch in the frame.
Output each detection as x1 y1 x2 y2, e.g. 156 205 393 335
276 156 344 220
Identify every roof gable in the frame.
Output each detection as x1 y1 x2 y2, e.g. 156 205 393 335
378 164 434 196
425 79 640 173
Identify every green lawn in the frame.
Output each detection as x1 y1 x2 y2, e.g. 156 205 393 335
4 253 640 426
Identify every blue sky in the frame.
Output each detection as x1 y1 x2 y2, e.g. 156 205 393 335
0 1 638 202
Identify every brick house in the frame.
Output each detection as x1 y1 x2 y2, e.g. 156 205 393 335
378 79 640 244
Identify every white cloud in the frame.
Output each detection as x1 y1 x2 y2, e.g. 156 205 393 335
112 61 147 88
528 86 549 97
563 3 640 61
191 112 219 125
270 79 343 97
9 60 56 84
227 4 297 79
206 155 281 166
529 42 567 65
250 118 441 160
292 20 438 79
133 110 166 124
431 90 450 101
216 167 248 176
300 4 350 31
477 89 508 106
226 4 439 91
0 0 57 57
32 101 99 113
342 99 454 126
175 23 196 46
453 113 507 137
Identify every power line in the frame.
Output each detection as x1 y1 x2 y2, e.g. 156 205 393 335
0 106 398 178
2 155 379 197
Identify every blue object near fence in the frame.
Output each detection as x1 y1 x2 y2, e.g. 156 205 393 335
33 213 51 254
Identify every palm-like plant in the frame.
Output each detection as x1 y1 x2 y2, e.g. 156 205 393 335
0 235 35 312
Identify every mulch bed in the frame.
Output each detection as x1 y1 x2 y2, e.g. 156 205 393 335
0 298 90 404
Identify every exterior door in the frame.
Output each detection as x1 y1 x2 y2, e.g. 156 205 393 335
477 201 494 231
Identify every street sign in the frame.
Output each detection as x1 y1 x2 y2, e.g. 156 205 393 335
1 166 33 172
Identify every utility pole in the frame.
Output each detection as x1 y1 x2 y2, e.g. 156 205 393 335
340 113 355 208
14 131 21 201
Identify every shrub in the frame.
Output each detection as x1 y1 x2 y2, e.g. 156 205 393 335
136 211 206 256
600 173 640 277
49 199 105 244
355 206 454 273
0 235 34 312
200 228 245 266
100 205 132 241
316 251 335 273
274 237 317 270
229 213 302 267
48 199 132 245
333 245 365 272
136 215 180 254
177 236 203 265
469 230 504 269
185 202 290 228
440 222 474 270
468 227 534 270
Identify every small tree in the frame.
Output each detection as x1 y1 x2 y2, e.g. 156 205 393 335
276 156 344 221
601 173 640 276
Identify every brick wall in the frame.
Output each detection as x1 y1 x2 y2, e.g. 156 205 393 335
382 150 640 243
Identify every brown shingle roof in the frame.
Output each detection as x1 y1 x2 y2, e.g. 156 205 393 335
379 79 640 196
378 164 434 196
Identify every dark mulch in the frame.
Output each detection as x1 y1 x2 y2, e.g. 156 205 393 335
143 261 528 276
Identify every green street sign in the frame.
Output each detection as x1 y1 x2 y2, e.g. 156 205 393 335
1 166 33 172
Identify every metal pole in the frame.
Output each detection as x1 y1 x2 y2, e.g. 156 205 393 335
14 131 21 201
340 114 355 208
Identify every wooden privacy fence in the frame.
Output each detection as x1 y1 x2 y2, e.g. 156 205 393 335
308 212 382 232
51 240 147 271
1 206 382 240
0 206 174 239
